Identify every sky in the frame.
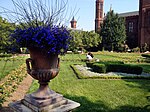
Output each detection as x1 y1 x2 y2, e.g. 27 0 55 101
0 0 139 31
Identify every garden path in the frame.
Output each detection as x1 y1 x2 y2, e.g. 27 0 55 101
0 75 33 112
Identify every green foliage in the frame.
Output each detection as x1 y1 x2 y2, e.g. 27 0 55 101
106 64 143 75
141 54 150 58
93 63 106 73
82 31 101 50
141 53 150 63
95 61 124 65
0 64 27 107
69 31 83 52
0 54 12 58
100 10 126 51
69 30 101 52
141 43 149 52
90 61 143 75
132 47 140 53
86 60 143 75
0 16 16 53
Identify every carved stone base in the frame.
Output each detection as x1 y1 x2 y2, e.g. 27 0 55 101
9 95 80 112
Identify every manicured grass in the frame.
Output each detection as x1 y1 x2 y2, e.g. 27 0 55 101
28 60 150 112
0 56 28 81
60 52 143 63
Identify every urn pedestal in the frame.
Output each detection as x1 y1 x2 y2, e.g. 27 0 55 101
9 49 80 112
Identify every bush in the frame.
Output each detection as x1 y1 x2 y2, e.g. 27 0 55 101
86 61 124 68
95 61 124 65
132 47 140 53
0 54 12 58
141 54 150 58
106 64 143 75
92 63 106 73
86 62 94 68
89 62 143 75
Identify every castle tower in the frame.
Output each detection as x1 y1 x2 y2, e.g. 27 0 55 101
139 0 150 49
70 17 77 29
95 0 104 33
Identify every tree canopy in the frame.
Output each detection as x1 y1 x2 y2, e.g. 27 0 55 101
69 30 101 52
0 16 15 53
100 10 126 51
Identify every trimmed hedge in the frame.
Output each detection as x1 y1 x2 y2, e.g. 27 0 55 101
86 61 143 75
71 64 149 79
86 61 124 68
93 63 106 73
106 64 143 75
141 54 150 58
0 54 12 58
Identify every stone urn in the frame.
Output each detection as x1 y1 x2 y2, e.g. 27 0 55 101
26 48 60 99
9 48 80 112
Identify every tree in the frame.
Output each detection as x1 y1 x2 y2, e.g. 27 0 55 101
0 16 15 53
82 31 101 51
69 30 101 52
100 10 126 51
69 30 83 52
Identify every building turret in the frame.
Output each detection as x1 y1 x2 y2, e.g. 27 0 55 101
95 0 104 33
70 17 77 29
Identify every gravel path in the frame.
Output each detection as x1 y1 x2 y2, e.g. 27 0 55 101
0 75 33 112
75 65 150 77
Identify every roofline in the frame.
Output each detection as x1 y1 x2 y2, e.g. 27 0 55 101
118 11 139 17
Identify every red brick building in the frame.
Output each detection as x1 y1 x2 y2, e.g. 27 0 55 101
95 0 150 50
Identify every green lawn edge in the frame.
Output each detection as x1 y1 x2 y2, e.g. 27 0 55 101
70 64 150 80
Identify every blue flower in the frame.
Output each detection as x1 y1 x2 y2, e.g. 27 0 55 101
11 25 71 55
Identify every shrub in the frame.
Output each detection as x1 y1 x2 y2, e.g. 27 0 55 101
106 64 143 75
89 62 143 75
95 61 124 65
92 63 106 73
141 54 150 58
132 47 140 53
86 62 94 68
0 54 12 58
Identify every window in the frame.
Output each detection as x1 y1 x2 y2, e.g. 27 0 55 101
129 22 134 32
100 3 103 10
100 12 102 18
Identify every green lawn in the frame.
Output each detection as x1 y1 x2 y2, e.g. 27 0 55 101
0 56 27 81
61 52 143 63
28 52 150 112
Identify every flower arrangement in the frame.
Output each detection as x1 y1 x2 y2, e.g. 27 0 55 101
0 0 75 55
12 25 71 54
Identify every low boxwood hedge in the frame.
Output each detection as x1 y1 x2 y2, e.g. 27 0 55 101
92 63 106 73
87 61 143 75
71 64 149 80
106 64 143 75
86 61 124 68
141 54 150 58
0 54 12 58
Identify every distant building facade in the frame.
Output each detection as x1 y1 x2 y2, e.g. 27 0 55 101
95 0 150 50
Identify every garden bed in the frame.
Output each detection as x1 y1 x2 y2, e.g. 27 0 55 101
71 64 150 79
0 64 27 107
